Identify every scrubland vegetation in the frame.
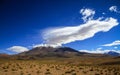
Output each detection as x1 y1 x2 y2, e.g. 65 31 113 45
0 57 120 75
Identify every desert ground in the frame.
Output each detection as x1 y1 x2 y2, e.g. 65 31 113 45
0 57 120 75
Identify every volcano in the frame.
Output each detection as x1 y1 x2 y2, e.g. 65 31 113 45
18 46 87 58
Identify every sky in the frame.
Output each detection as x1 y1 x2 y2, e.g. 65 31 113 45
0 0 120 54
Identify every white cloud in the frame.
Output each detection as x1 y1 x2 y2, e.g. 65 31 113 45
96 47 102 50
41 8 119 47
79 49 120 54
43 17 118 46
102 40 120 46
32 44 60 48
7 46 29 53
109 6 120 13
80 8 95 22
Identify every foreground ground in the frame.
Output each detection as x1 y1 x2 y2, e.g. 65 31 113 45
0 57 120 75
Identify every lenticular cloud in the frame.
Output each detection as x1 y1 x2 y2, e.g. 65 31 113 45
43 8 119 47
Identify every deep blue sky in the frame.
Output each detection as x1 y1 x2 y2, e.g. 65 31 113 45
0 0 120 54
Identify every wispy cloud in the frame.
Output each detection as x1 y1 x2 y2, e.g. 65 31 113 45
109 6 120 13
80 8 95 22
43 8 119 47
7 46 29 53
79 49 120 54
32 44 59 48
102 40 120 47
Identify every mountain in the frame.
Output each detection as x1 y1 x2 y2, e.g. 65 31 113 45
104 51 120 56
18 46 87 59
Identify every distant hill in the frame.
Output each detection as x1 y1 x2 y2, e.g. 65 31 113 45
0 53 9 56
0 53 10 59
104 51 120 56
